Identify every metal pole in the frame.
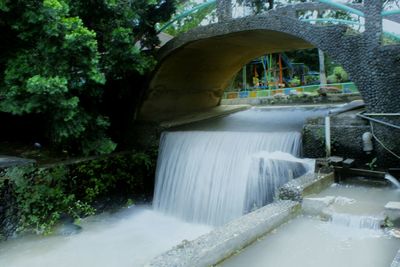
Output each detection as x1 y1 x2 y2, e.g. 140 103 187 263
242 65 247 91
382 10 400 16
157 0 217 33
317 0 364 17
278 54 283 85
325 116 331 157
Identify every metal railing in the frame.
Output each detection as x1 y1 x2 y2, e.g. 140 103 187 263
158 0 400 40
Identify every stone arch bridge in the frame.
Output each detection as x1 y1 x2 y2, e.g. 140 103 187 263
139 1 400 122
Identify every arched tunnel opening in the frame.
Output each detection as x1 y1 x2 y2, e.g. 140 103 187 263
139 28 358 122
222 48 355 102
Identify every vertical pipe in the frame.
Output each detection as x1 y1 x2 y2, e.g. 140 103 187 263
268 54 272 81
325 116 331 157
318 49 327 86
278 54 283 85
263 56 267 88
242 65 247 90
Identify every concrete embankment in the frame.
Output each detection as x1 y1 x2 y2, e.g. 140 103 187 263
146 172 335 267
145 201 300 267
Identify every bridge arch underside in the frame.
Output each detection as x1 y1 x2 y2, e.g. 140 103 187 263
141 31 318 121
139 18 358 122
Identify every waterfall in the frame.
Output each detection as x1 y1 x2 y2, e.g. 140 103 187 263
385 173 400 189
244 151 315 213
328 213 383 230
153 131 310 226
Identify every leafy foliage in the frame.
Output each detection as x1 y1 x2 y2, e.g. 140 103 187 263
0 0 176 155
0 149 157 236
289 76 301 87
69 152 155 203
161 0 217 36
3 165 94 234
327 66 349 83
236 0 275 14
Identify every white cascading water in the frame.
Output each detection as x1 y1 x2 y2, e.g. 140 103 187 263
153 131 313 225
328 212 383 230
244 151 315 213
385 173 400 189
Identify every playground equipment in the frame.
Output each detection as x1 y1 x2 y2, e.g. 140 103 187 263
232 52 312 92
223 82 358 100
157 0 216 34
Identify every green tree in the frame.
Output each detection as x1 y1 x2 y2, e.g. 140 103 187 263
0 0 176 155
327 66 349 83
236 0 275 14
161 0 216 36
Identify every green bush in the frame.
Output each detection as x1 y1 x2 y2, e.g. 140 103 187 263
0 150 157 236
3 166 94 235
68 152 155 203
327 66 349 83
289 76 301 87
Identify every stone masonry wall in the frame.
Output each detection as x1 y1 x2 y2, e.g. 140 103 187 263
302 110 389 167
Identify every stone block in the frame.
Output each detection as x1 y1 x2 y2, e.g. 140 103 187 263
279 172 335 202
302 196 335 215
343 158 355 168
328 156 343 166
385 202 400 221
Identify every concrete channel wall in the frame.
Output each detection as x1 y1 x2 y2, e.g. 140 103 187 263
145 172 335 267
391 249 400 267
145 201 301 267
279 172 335 202
146 171 400 267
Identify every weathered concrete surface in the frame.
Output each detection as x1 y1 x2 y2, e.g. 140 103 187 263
302 196 335 216
0 156 35 169
159 105 250 128
279 172 335 202
0 156 34 239
385 202 400 221
145 201 300 267
140 27 316 121
392 249 400 267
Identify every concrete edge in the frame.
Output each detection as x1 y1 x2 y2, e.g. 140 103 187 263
279 172 335 202
145 200 300 267
221 93 362 106
159 105 250 128
391 249 400 267
0 156 36 170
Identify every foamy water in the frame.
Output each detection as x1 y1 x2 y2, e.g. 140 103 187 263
0 206 211 267
220 216 399 267
153 131 304 225
315 183 400 216
153 106 327 225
